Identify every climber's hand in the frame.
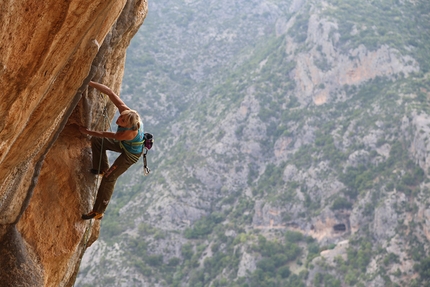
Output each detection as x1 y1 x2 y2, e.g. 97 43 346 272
79 126 89 135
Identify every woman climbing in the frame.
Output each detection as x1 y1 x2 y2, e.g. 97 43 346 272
79 81 144 220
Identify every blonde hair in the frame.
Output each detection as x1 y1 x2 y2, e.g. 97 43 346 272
121 109 141 130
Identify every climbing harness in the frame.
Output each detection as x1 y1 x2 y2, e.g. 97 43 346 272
118 137 150 176
119 132 153 175
119 140 141 162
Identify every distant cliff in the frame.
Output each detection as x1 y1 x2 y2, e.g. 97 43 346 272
76 1 430 287
0 0 147 286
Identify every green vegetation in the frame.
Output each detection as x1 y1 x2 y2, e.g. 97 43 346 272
313 273 341 287
79 0 430 286
184 213 225 239
414 257 430 285
246 232 305 287
325 0 430 70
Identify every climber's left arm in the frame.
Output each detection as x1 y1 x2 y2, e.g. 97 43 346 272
79 127 136 141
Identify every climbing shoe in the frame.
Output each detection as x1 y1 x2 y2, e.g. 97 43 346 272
90 169 104 175
81 211 103 220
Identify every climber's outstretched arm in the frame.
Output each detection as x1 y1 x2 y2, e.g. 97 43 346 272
79 127 135 141
89 81 130 113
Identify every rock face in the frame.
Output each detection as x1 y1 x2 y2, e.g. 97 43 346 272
0 0 147 286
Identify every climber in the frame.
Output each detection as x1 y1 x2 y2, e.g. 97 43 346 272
79 81 144 220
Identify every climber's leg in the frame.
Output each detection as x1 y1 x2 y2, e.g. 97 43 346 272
91 152 135 215
90 137 122 174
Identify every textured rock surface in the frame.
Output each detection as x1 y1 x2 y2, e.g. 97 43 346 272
0 0 147 286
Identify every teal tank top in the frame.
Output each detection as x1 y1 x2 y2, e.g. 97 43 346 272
117 123 144 154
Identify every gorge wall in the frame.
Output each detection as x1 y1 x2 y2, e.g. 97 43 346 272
0 0 147 286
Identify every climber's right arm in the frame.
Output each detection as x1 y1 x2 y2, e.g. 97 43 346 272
88 81 130 113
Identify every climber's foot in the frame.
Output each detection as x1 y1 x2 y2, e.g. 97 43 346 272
81 211 104 220
90 169 104 175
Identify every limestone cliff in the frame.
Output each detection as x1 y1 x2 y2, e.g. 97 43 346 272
0 0 147 286
74 1 430 286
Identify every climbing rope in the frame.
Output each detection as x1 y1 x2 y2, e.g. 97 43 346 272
73 90 151 284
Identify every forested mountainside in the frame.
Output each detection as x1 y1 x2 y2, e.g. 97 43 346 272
76 0 430 286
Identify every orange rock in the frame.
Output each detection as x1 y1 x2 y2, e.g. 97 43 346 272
0 0 147 286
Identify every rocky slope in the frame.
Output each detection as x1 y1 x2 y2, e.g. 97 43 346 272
0 0 147 286
75 0 430 286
